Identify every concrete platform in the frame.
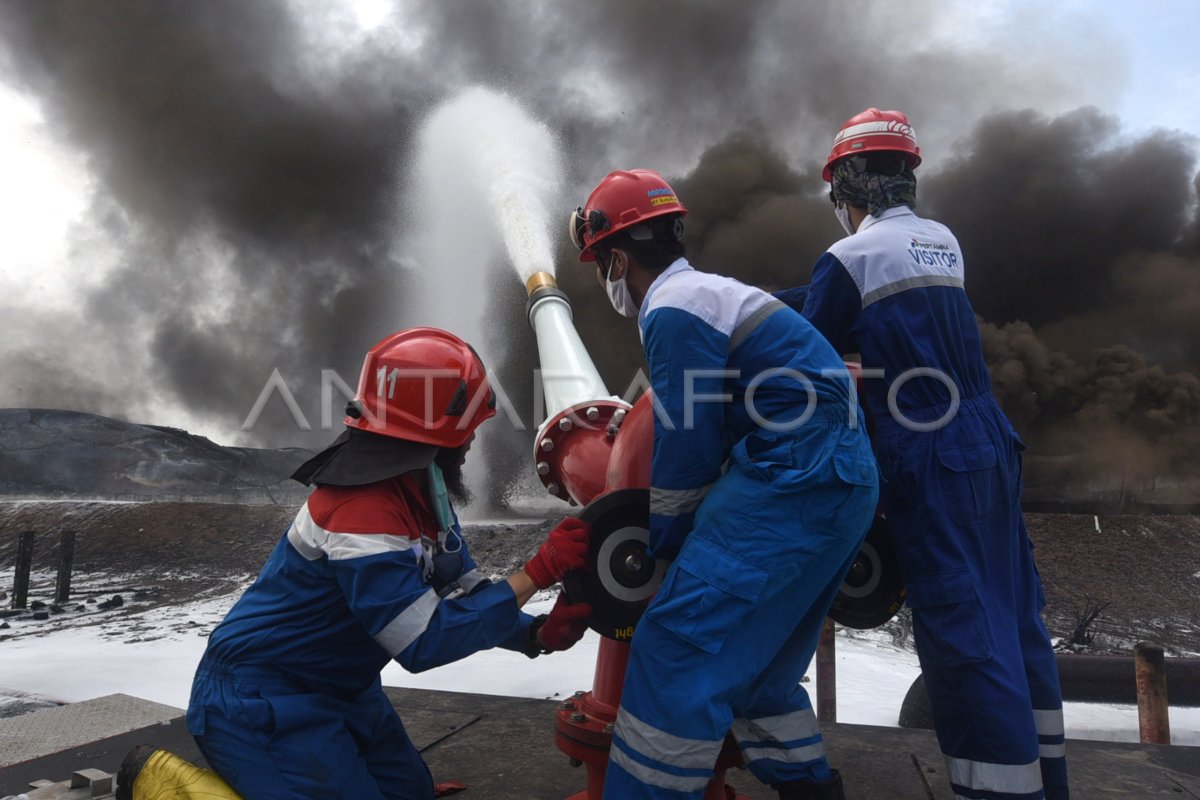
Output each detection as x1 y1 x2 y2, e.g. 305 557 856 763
1 688 1197 798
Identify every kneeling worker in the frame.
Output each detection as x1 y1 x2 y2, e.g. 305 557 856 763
185 328 592 799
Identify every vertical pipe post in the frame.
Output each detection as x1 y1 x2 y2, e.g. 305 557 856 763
817 617 837 724
55 530 76 604
13 531 35 610
1134 642 1171 744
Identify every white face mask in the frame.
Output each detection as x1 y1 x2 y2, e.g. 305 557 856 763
834 203 856 236
603 254 639 318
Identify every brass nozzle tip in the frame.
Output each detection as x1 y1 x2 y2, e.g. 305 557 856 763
526 271 558 296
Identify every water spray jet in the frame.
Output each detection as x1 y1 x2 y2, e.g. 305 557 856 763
414 87 752 798
408 87 566 515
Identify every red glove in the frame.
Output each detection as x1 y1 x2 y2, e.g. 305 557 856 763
523 516 590 590
537 594 593 651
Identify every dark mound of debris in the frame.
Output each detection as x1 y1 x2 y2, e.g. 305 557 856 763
0 409 312 504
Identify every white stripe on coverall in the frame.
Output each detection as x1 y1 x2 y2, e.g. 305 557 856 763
945 756 1043 796
374 588 440 657
611 705 721 790
608 747 712 794
1035 708 1067 759
650 483 714 517
732 708 825 765
287 503 417 562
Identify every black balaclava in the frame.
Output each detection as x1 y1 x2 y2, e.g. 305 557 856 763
830 155 917 217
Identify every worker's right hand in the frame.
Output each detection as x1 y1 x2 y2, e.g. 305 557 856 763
523 516 590 590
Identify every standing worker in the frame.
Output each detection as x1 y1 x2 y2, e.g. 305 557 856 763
569 170 879 800
776 108 1069 800
185 328 593 800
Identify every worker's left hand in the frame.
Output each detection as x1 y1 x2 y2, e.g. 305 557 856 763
523 516 590 589
537 593 592 651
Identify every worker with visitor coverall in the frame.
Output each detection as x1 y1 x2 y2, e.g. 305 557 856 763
775 108 1069 800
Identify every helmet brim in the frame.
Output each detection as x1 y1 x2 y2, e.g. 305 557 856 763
574 209 686 263
291 428 440 487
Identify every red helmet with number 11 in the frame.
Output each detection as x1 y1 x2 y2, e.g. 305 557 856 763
344 328 496 448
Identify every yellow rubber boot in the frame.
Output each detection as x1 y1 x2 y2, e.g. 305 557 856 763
116 745 243 800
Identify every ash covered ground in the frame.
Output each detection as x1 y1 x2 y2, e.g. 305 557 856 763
0 502 553 651
0 501 557 716
1 501 1197 660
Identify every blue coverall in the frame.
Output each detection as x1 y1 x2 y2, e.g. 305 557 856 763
187 473 533 799
603 259 879 799
776 206 1068 800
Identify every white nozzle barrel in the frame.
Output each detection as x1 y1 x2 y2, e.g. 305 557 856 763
526 272 611 419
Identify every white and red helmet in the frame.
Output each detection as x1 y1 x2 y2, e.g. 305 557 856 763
823 108 922 182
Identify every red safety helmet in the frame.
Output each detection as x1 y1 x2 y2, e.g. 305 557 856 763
569 169 687 262
823 108 922 182
344 328 496 448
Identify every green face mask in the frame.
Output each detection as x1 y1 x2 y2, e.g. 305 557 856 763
426 462 455 537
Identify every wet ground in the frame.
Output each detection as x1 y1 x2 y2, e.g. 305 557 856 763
1 501 1197 656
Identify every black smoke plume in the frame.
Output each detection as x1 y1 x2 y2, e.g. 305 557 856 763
569 113 1200 507
0 0 422 445
1 1 1195 508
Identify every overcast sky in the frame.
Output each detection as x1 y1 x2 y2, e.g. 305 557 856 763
0 0 1196 461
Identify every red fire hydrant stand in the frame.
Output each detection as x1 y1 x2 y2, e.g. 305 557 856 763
551 395 750 799
555 638 751 800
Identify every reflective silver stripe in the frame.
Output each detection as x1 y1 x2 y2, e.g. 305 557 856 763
457 568 489 593
375 588 440 656
608 744 711 793
287 504 416 562
861 274 964 308
1040 743 1067 759
614 707 722 770
741 741 825 765
323 532 417 561
729 299 785 352
650 484 714 517
1034 707 1066 760
732 708 821 745
834 119 915 148
945 756 1042 794
286 513 323 561
1034 708 1065 737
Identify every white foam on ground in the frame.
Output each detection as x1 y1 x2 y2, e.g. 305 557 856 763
0 587 1196 746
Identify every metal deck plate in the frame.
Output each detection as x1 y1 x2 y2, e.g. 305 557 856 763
0 694 180 769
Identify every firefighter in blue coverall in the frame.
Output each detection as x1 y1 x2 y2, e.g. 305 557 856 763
186 328 593 800
569 170 879 800
775 108 1069 800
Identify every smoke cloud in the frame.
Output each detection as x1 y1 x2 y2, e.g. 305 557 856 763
564 109 1200 502
0 0 423 444
922 109 1200 500
0 1 1195 504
